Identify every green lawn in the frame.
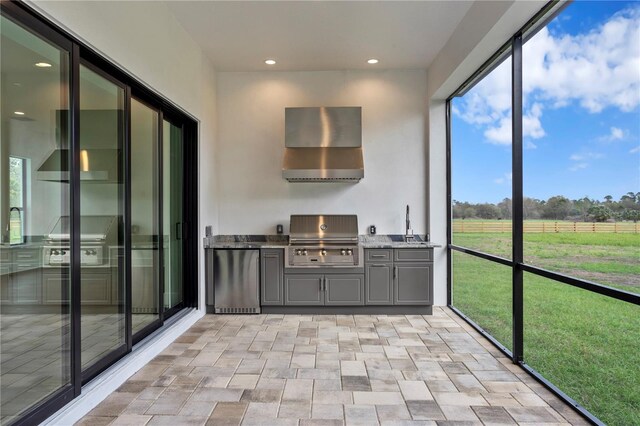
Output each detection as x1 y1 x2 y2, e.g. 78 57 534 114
452 236 640 426
453 231 640 294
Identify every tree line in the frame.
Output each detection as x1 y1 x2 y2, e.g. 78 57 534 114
453 192 640 222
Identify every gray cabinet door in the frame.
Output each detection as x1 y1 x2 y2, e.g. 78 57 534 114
0 266 11 304
394 263 432 305
261 249 284 306
11 269 41 304
82 270 112 305
325 275 364 306
42 271 69 305
365 264 393 305
285 274 323 305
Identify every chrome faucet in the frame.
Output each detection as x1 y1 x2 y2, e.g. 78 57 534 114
405 205 415 242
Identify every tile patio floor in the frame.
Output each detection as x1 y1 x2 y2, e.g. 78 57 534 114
77 307 588 425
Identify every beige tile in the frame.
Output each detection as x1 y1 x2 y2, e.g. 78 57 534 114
398 381 432 401
228 374 260 389
352 391 404 405
432 392 488 407
312 404 344 420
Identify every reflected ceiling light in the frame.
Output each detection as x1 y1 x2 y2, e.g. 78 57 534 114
80 149 90 172
265 59 276 65
35 62 52 68
367 59 379 64
14 111 25 116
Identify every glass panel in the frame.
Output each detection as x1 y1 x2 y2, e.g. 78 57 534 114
524 273 640 425
79 64 125 370
452 251 512 350
131 99 160 334
522 1 640 293
0 13 71 422
451 56 513 258
163 120 183 310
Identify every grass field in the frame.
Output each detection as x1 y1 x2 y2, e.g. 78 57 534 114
453 227 640 294
451 228 640 425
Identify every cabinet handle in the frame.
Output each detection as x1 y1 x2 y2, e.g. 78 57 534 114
371 254 386 258
323 277 326 291
371 264 386 267
393 266 397 279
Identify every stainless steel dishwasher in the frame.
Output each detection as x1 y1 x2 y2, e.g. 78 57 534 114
212 249 260 313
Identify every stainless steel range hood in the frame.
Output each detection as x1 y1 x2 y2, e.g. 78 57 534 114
37 148 115 182
282 107 364 182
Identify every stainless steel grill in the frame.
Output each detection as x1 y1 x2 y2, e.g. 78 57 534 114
286 214 362 268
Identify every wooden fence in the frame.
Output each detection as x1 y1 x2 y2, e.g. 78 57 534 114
452 221 640 233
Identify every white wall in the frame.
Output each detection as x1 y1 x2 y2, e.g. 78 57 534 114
216 70 428 236
29 0 218 310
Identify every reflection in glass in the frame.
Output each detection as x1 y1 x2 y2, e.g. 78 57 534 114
79 64 125 371
452 251 512 350
131 99 160 334
0 14 71 422
524 273 640 425
450 56 513 258
163 120 183 310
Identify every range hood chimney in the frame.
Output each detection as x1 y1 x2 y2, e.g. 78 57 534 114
282 107 364 182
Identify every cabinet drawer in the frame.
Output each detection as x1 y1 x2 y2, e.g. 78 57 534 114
394 249 432 262
366 249 392 262
13 249 40 262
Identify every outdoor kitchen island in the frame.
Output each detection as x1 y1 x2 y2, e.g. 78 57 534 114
205 233 439 315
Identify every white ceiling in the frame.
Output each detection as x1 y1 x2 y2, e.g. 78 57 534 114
165 1 474 72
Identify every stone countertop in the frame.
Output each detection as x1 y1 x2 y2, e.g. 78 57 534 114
204 235 289 249
204 235 441 249
359 235 441 249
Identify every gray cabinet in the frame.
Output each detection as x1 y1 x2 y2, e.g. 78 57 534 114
394 263 432 305
325 275 364 305
11 268 41 304
261 249 284 306
0 266 11 304
284 273 364 306
365 263 393 305
285 274 323 305
365 248 433 307
82 269 112 305
42 270 70 305
11 248 42 304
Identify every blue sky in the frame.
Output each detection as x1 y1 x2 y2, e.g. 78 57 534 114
451 0 640 204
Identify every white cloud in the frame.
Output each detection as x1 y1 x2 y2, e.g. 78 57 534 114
630 146 640 154
598 126 626 142
569 162 589 172
453 6 640 144
570 152 604 161
494 172 513 184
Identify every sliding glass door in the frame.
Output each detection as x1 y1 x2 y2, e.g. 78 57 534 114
0 2 197 423
0 12 72 424
78 63 126 374
163 120 183 311
131 98 161 335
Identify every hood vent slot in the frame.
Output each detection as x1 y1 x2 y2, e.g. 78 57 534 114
282 107 364 183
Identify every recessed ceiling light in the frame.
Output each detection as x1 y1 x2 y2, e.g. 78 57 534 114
265 59 276 65
35 62 52 68
367 59 379 64
14 111 25 115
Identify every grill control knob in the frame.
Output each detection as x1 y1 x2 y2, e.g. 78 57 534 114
341 249 346 255
295 249 302 256
52 250 59 255
347 249 353 255
320 249 327 256
302 249 308 256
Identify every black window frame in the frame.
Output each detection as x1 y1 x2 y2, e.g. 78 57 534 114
0 1 199 425
446 2 640 425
